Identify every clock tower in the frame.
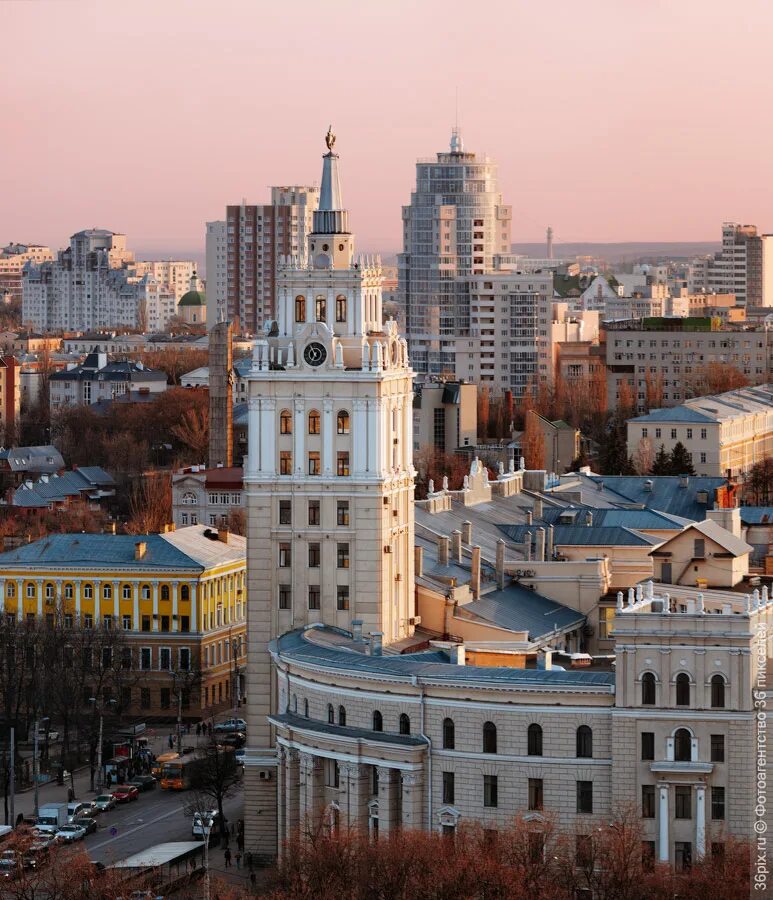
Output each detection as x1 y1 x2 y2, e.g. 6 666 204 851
243 131 416 860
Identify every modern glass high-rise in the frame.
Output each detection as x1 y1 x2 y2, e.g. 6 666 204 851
398 129 512 375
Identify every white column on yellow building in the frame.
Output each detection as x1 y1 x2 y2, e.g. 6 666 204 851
93 580 101 625
15 579 23 621
152 583 159 632
112 581 120 622
0 579 5 616
172 582 179 633
74 580 81 621
190 582 198 632
36 579 43 619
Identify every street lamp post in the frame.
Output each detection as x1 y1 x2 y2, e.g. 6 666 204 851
231 638 240 722
90 698 116 792
33 717 48 819
202 818 211 900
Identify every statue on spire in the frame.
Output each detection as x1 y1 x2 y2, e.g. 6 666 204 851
325 125 336 152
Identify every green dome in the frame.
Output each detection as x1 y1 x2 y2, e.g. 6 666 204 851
179 290 206 307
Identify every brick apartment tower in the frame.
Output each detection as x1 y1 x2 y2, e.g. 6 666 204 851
208 321 233 469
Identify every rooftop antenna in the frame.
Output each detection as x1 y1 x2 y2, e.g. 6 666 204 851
450 88 463 153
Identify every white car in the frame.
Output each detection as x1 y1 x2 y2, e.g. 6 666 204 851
93 794 117 812
55 824 87 843
213 718 247 734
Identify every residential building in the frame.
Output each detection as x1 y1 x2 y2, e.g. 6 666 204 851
205 220 227 327
649 515 752 587
626 384 773 477
171 465 244 529
0 356 20 440
21 231 199 332
398 129 512 376
0 527 246 718
219 186 319 335
6 466 115 512
509 411 580 474
244 132 416 860
605 317 771 411
0 445 64 488
49 352 167 408
0 243 53 302
544 304 600 390
413 380 477 454
690 222 773 306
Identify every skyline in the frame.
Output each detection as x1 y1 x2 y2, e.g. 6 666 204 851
3 0 773 254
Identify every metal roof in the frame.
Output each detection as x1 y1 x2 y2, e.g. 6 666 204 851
538 506 691 529
584 475 726 521
109 841 202 869
497 523 658 547
740 507 773 525
462 583 585 640
274 628 616 689
652 519 753 558
628 407 717 423
270 711 428 746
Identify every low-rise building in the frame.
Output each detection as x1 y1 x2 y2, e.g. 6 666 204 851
171 466 244 529
626 384 773 477
0 445 64 488
49 352 167 408
412 381 477 454
0 526 246 718
5 466 116 511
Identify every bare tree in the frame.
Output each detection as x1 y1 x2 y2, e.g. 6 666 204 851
126 470 172 534
189 737 243 840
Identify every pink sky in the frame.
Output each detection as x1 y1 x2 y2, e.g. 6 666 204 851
2 0 772 255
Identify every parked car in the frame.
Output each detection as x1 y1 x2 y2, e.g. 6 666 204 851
111 784 139 803
55 824 87 843
128 775 157 792
93 794 117 812
235 748 245 766
217 732 246 749
0 850 19 881
71 816 98 835
67 802 90 822
23 839 52 870
213 718 247 734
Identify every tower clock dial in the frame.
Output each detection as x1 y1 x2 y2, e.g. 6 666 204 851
303 342 327 367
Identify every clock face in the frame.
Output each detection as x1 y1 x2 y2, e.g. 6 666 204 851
304 342 327 367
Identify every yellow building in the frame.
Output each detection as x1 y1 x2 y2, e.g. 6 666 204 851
0 526 246 719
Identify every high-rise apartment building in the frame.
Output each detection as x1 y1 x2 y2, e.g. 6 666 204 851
690 222 773 306
0 244 53 303
216 187 319 335
205 220 227 327
398 129 512 376
22 230 197 332
243 132 415 860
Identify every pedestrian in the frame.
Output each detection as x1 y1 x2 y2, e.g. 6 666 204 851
168 734 174 750
223 848 232 868
237 831 244 852
246 851 254 872
196 723 201 737
235 850 242 869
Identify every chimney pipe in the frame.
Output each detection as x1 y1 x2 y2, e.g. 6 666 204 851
536 527 546 562
451 530 462 563
523 535 532 561
462 521 472 544
471 545 481 598
533 498 543 519
414 545 423 578
134 541 147 560
546 524 554 560
351 619 363 643
438 536 450 568
496 539 506 590
369 632 383 657
526 510 533 525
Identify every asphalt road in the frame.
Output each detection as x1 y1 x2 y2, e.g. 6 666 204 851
80 786 244 865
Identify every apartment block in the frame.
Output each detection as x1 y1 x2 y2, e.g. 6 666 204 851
220 187 319 335
690 222 773 306
0 243 53 303
606 317 771 411
413 380 477 454
626 384 773 477
205 220 227 327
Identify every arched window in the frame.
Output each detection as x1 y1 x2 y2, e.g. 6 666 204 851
181 585 190 602
674 728 692 761
483 721 497 754
576 725 593 759
399 714 411 735
182 491 197 505
304 698 309 718
527 723 543 756
295 296 306 323
161 585 170 601
335 294 347 323
103 584 112 599
338 705 346 726
641 672 656 705
337 410 350 434
711 674 725 708
308 410 321 435
442 718 455 750
280 409 292 434
676 673 690 707
315 296 327 322
327 703 334 724
372 710 383 732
